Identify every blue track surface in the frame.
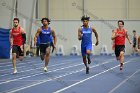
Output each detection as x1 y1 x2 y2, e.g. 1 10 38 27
0 55 140 93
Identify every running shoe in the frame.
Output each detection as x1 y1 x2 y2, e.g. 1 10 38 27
13 69 17 74
44 67 48 72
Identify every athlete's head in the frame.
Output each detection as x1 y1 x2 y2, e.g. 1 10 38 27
41 18 50 26
133 30 136 35
118 20 124 29
13 18 20 27
81 15 90 27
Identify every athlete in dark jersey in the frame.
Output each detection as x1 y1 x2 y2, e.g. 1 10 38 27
112 20 132 70
133 30 137 48
78 15 99 74
132 30 138 54
10 18 26 74
34 18 57 72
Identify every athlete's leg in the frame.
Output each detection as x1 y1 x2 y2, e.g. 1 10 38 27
81 46 88 67
132 44 138 55
40 53 45 61
82 56 88 68
18 46 24 61
86 50 91 64
86 44 92 64
12 53 17 73
40 44 45 61
119 45 125 70
81 46 89 74
82 56 89 74
120 51 124 64
115 45 120 61
45 47 51 67
12 46 18 74
119 51 124 70
44 45 51 72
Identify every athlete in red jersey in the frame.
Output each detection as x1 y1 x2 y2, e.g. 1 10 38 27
10 18 26 74
112 20 132 70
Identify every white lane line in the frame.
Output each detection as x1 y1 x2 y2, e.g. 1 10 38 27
0 57 81 65
0 62 82 80
0 59 79 77
53 59 136 93
0 63 41 72
108 69 140 93
0 58 80 68
0 63 84 85
0 57 106 77
5 59 114 93
0 57 113 80
0 59 37 67
0 59 33 65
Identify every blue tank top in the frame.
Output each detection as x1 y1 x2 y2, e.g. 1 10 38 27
50 34 53 43
81 26 92 46
39 26 52 44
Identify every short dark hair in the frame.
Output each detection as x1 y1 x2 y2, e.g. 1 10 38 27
133 30 136 32
118 20 124 25
81 15 90 21
13 18 20 23
41 18 50 24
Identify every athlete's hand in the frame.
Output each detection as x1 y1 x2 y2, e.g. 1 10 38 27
52 44 57 53
53 44 56 49
95 41 99 46
129 41 133 47
10 43 13 49
130 41 132 45
34 40 37 46
78 34 83 40
115 33 120 37
20 45 24 52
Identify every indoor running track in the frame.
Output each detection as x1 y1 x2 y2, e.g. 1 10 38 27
0 55 140 93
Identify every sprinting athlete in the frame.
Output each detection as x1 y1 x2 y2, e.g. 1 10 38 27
112 20 132 70
10 18 26 74
34 18 57 72
78 15 99 74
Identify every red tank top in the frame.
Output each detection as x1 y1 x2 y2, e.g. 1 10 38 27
11 27 23 46
114 28 126 45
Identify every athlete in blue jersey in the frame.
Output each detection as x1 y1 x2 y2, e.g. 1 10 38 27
34 18 57 72
78 15 99 74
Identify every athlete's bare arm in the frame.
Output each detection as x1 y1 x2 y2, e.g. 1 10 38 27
92 27 99 46
78 27 82 40
111 30 116 40
9 30 13 46
20 27 26 34
34 28 41 45
51 29 57 47
126 31 132 44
